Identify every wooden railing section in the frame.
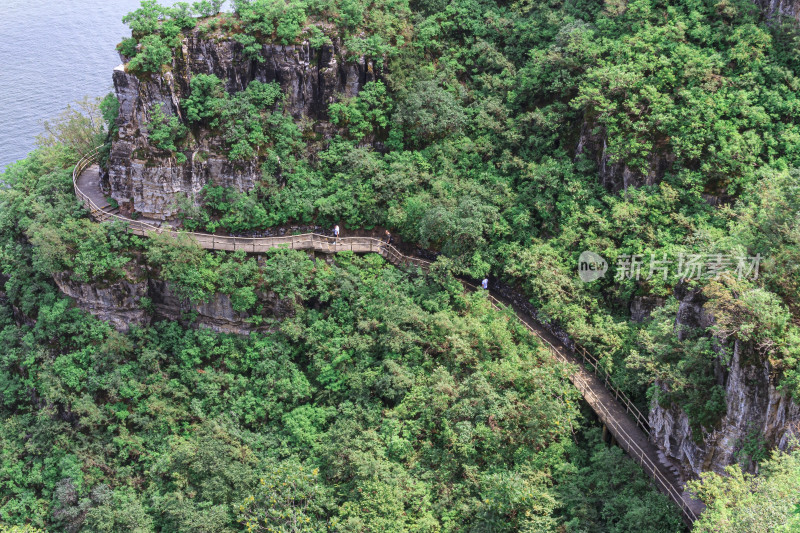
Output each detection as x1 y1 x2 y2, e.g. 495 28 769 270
473 286 701 525
73 151 701 526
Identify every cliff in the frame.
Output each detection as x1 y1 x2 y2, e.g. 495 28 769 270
648 289 800 479
574 120 676 193
108 28 375 218
754 0 800 19
53 270 295 336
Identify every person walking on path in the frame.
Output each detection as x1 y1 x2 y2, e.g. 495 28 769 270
482 277 489 290
334 224 340 244
384 230 393 244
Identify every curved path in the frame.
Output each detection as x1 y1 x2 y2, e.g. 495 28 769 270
74 152 704 526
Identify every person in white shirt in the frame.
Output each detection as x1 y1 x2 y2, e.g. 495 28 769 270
481 278 488 290
334 225 340 242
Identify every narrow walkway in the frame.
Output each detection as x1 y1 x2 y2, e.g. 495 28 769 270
74 154 704 526
489 291 706 525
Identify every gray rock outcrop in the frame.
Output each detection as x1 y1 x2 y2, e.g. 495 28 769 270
648 289 800 478
53 271 295 335
754 0 800 19
575 120 676 193
108 29 375 218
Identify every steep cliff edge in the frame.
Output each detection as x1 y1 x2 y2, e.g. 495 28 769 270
108 28 374 218
755 0 800 19
648 289 800 479
53 270 295 335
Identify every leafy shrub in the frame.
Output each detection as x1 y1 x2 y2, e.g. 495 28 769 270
689 449 800 533
328 81 392 141
182 74 297 162
116 37 138 58
122 0 164 37
127 34 172 73
345 34 398 66
182 73 226 125
233 33 264 62
306 25 331 48
235 0 306 44
145 104 188 163
393 80 465 146
192 0 225 17
167 2 197 29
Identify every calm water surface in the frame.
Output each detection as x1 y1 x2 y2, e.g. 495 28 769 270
0 0 141 171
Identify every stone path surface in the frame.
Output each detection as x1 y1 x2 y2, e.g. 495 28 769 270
73 154 705 526
76 164 113 211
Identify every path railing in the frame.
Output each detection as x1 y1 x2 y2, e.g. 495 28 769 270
73 151 700 525
73 151 432 268
469 285 700 525
573 344 651 435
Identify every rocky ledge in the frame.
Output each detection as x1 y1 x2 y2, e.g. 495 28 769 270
53 271 295 336
648 289 800 479
107 29 375 218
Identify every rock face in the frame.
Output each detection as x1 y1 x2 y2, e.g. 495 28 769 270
575 120 675 193
108 29 374 218
53 272 295 336
630 295 665 323
648 289 800 478
754 0 800 19
53 272 150 332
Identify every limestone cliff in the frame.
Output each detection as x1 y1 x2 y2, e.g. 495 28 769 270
108 28 375 218
53 271 295 336
648 289 800 479
754 0 800 19
574 120 676 193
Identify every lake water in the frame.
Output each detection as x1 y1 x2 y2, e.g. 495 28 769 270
0 0 142 171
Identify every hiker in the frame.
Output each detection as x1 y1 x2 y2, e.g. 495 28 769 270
481 277 489 290
333 224 340 242
384 230 393 244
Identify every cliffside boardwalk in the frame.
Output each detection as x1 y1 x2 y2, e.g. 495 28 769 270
74 151 705 526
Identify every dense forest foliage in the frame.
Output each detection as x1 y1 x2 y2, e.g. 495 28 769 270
2 0 800 530
113 0 800 442
0 146 688 530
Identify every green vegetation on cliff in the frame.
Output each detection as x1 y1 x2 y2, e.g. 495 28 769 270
2 0 800 529
123 0 800 436
0 147 683 531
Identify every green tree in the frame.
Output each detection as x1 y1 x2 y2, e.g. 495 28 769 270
393 80 465 146
145 103 188 162
193 0 225 17
183 73 227 125
689 449 800 533
127 34 172 73
328 81 392 142
122 0 164 37
238 460 330 532
36 96 109 158
233 33 265 62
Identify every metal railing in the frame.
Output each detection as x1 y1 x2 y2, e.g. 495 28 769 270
458 279 651 436
73 150 434 267
455 280 698 525
572 344 651 435
73 151 700 525
471 287 700 526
